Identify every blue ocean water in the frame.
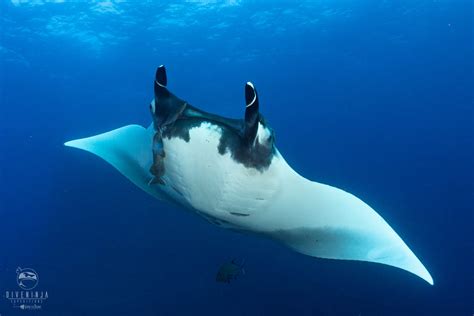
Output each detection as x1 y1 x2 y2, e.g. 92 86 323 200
0 1 472 315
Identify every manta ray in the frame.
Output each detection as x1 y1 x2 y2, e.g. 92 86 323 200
65 65 433 285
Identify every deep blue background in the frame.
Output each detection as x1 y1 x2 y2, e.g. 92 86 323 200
1 1 472 315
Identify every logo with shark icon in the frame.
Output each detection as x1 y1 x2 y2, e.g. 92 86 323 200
16 267 39 290
4 266 48 310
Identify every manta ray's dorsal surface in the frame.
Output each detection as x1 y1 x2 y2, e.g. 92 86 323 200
65 65 433 285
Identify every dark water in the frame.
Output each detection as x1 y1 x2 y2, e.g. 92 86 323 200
1 1 472 315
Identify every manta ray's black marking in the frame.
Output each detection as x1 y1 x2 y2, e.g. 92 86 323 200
195 209 233 227
150 66 276 173
229 212 250 217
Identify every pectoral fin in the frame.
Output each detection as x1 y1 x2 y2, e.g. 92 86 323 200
256 156 433 285
64 124 168 201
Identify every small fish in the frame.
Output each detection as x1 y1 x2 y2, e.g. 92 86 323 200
216 259 245 284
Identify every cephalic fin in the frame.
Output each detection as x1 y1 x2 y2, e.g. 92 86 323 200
244 82 260 144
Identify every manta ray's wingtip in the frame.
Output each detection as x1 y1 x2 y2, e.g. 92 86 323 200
415 268 434 285
64 138 89 151
376 237 434 285
417 263 434 285
405 258 433 285
389 236 434 285
64 140 76 147
426 273 434 285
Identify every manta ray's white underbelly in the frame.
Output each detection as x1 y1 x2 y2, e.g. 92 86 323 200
65 122 434 284
159 122 281 224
